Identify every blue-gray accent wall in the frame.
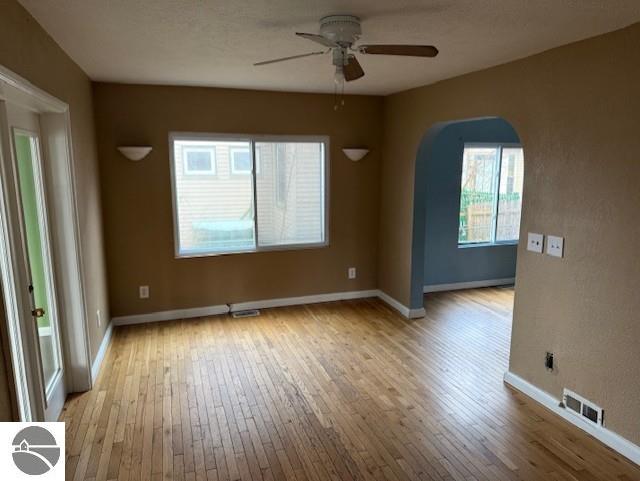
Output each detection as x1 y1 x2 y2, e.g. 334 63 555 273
422 118 521 287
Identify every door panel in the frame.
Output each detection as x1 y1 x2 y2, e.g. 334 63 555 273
4 103 65 421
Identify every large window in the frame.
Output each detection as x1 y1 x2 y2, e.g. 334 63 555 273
170 134 328 257
458 144 524 245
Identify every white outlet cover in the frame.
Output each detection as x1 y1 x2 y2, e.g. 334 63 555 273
139 285 149 299
348 267 356 279
527 232 544 253
547 235 564 258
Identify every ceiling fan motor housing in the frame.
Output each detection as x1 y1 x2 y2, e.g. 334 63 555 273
320 15 361 46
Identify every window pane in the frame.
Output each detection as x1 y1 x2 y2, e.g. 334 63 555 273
496 147 524 241
15 133 60 389
458 147 498 243
185 148 215 174
231 148 251 174
255 141 325 247
173 139 255 255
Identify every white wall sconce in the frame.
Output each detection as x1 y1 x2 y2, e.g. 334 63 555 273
342 148 369 161
117 146 152 161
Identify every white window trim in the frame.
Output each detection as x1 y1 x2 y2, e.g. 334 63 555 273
458 142 523 248
169 132 330 258
229 146 251 175
183 145 216 175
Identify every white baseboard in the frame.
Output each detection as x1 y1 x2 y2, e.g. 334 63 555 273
408 307 427 318
424 277 515 293
112 304 230 326
504 371 640 466
377 290 425 319
110 288 423 329
230 290 379 312
91 321 113 383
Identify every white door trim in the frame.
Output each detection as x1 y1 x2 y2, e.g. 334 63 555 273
0 64 91 420
0 104 33 421
39 110 92 393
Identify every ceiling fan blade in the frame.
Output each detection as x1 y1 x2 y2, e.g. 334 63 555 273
344 55 364 82
295 32 338 48
359 44 438 57
254 50 326 66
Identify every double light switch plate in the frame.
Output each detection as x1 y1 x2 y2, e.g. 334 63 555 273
527 232 564 258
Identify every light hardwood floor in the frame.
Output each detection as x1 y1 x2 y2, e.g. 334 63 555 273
62 288 640 481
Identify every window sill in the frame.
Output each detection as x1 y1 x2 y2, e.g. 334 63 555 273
458 241 518 249
176 241 329 259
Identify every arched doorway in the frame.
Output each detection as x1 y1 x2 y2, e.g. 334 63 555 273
408 117 524 311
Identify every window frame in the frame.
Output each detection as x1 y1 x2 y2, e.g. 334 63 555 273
457 142 523 248
275 144 287 208
169 132 330 258
182 145 217 175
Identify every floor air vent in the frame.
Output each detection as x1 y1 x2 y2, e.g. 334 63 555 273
562 388 604 426
231 309 261 318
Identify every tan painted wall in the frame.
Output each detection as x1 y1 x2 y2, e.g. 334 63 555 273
93 83 382 316
380 23 640 444
0 0 110 371
3 0 638 446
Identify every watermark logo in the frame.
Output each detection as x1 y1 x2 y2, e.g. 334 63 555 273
1 423 64 480
12 426 60 475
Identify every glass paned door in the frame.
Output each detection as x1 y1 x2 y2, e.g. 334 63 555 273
13 131 62 396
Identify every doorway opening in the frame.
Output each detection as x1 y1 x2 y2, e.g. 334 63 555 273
0 65 92 421
408 117 524 311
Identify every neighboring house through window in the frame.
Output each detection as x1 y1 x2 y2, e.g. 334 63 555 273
230 147 251 174
183 144 216 175
458 144 524 245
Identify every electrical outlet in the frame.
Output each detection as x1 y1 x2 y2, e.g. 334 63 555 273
545 352 554 371
139 285 149 299
96 309 101 327
348 267 356 279
527 232 544 253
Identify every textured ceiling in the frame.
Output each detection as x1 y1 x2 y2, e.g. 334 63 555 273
18 0 640 95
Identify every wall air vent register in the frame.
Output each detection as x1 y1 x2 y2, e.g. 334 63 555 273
562 388 604 426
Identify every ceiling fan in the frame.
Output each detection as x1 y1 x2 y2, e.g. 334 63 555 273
254 15 438 84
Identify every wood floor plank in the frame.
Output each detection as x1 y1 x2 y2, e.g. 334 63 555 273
63 288 640 481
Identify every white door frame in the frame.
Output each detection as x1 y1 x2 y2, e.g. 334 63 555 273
0 64 92 421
